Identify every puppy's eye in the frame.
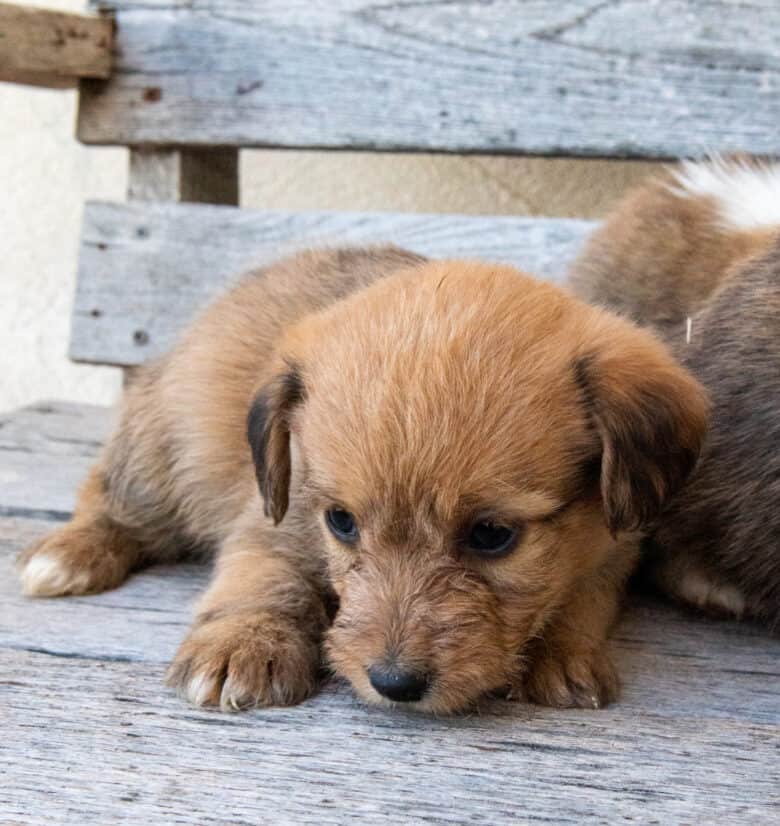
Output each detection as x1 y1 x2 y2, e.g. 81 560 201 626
325 508 359 544
465 520 518 558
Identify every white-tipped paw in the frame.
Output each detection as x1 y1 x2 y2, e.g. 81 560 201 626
17 524 132 598
19 553 92 597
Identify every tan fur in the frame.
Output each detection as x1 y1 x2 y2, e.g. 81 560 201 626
18 246 708 713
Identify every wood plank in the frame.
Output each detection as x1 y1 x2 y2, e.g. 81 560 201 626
77 1 780 157
2 648 778 824
0 517 205 662
0 400 112 455
0 401 110 520
0 2 112 89
128 147 240 204
1 516 778 823
71 201 593 367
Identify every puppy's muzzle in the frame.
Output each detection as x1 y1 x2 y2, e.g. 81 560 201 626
368 663 431 703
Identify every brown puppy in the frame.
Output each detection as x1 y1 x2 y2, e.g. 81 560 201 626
570 157 780 629
18 247 708 712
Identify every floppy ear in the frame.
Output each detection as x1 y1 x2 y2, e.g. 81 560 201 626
247 363 306 524
575 331 709 535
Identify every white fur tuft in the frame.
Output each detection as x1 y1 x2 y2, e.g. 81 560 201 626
670 156 780 231
20 554 89 597
677 569 746 617
184 672 218 707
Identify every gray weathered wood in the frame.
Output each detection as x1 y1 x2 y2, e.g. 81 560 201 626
124 148 239 384
71 201 593 367
0 2 112 89
128 147 239 204
1 510 778 823
0 401 110 520
77 0 780 158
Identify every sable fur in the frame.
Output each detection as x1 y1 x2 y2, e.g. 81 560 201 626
569 157 780 629
18 246 707 712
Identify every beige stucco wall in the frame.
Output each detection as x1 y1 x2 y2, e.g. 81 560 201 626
241 151 657 218
0 0 659 414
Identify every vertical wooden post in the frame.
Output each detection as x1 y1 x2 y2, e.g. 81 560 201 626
122 147 240 384
127 147 239 204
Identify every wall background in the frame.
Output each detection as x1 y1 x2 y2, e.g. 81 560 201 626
0 0 658 414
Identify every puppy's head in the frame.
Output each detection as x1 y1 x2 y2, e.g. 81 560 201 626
249 261 708 712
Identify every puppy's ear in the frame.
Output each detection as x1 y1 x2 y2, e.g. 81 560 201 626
575 331 709 535
247 363 306 524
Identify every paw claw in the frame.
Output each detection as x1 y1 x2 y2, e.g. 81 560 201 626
168 613 320 712
525 646 619 709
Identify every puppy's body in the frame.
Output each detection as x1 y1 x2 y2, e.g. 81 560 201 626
570 158 780 628
19 247 707 712
20 246 422 706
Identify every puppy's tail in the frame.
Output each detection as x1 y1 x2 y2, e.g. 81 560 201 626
568 155 780 336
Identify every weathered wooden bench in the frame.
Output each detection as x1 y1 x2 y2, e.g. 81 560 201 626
2 2 779 822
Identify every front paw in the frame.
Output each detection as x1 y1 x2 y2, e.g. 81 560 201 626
167 612 321 711
523 644 619 709
17 524 131 597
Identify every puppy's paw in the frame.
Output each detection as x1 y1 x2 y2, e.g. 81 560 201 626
167 612 321 711
524 645 619 709
675 568 746 618
17 525 131 597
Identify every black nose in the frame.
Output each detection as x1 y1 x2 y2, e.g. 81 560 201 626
368 664 430 703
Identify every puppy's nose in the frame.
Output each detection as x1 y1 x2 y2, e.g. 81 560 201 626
368 664 430 703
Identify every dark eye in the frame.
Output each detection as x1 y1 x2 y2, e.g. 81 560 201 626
465 520 518 558
325 508 359 544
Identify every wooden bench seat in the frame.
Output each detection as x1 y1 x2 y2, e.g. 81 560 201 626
4 0 780 820
2 406 779 823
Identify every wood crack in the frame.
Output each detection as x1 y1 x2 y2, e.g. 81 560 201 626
4 643 137 663
0 505 72 522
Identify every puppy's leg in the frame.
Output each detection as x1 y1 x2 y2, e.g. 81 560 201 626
18 362 188 598
167 504 329 711
523 547 637 709
17 465 143 597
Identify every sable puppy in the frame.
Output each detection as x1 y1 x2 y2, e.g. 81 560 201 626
18 247 708 712
570 157 780 628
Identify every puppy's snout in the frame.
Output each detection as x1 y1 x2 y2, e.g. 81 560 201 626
368 664 430 703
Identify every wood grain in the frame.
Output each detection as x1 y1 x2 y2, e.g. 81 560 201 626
70 201 593 367
0 401 110 520
1 511 778 822
0 2 112 89
77 0 780 157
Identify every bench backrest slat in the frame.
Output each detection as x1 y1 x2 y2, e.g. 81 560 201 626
79 0 780 158
71 202 593 367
